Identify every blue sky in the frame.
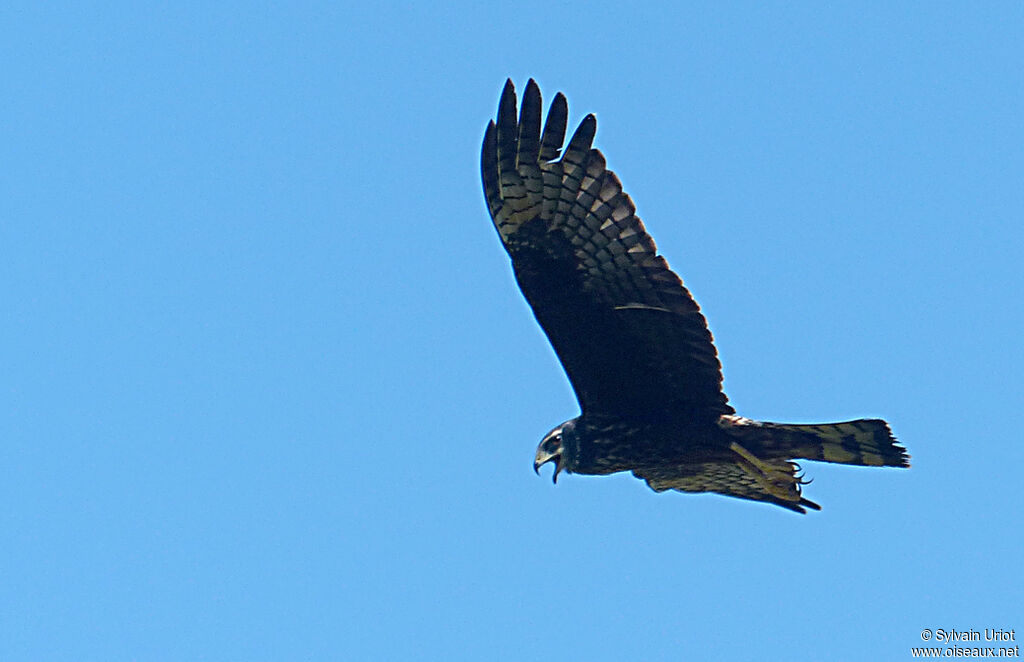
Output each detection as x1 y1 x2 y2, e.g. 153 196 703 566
3 2 1022 660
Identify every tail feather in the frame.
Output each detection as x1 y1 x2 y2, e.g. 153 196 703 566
782 419 910 468
720 416 911 468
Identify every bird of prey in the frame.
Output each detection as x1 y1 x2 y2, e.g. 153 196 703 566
481 79 909 513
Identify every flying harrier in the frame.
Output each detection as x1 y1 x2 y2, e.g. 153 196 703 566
481 79 909 512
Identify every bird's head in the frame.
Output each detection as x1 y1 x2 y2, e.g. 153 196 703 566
534 420 575 483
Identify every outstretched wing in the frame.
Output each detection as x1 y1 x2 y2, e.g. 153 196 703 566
482 79 732 419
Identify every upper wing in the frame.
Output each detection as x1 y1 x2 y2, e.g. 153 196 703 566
482 79 733 419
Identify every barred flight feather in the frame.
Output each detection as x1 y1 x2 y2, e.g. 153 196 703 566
481 79 909 513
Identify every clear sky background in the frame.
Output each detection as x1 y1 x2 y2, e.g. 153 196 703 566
3 3 1022 661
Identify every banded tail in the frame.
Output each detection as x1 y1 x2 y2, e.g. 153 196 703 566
720 415 911 468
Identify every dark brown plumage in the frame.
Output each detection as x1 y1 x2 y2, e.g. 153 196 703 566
482 79 909 513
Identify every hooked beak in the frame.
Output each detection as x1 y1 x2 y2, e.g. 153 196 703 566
534 454 562 483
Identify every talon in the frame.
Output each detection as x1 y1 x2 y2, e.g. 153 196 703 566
729 442 808 503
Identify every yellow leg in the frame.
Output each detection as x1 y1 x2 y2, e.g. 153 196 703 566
729 442 806 503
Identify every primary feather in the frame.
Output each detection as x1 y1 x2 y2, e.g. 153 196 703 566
482 79 909 513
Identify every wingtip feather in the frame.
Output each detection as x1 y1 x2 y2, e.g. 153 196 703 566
566 113 597 156
518 79 543 166
539 92 568 163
